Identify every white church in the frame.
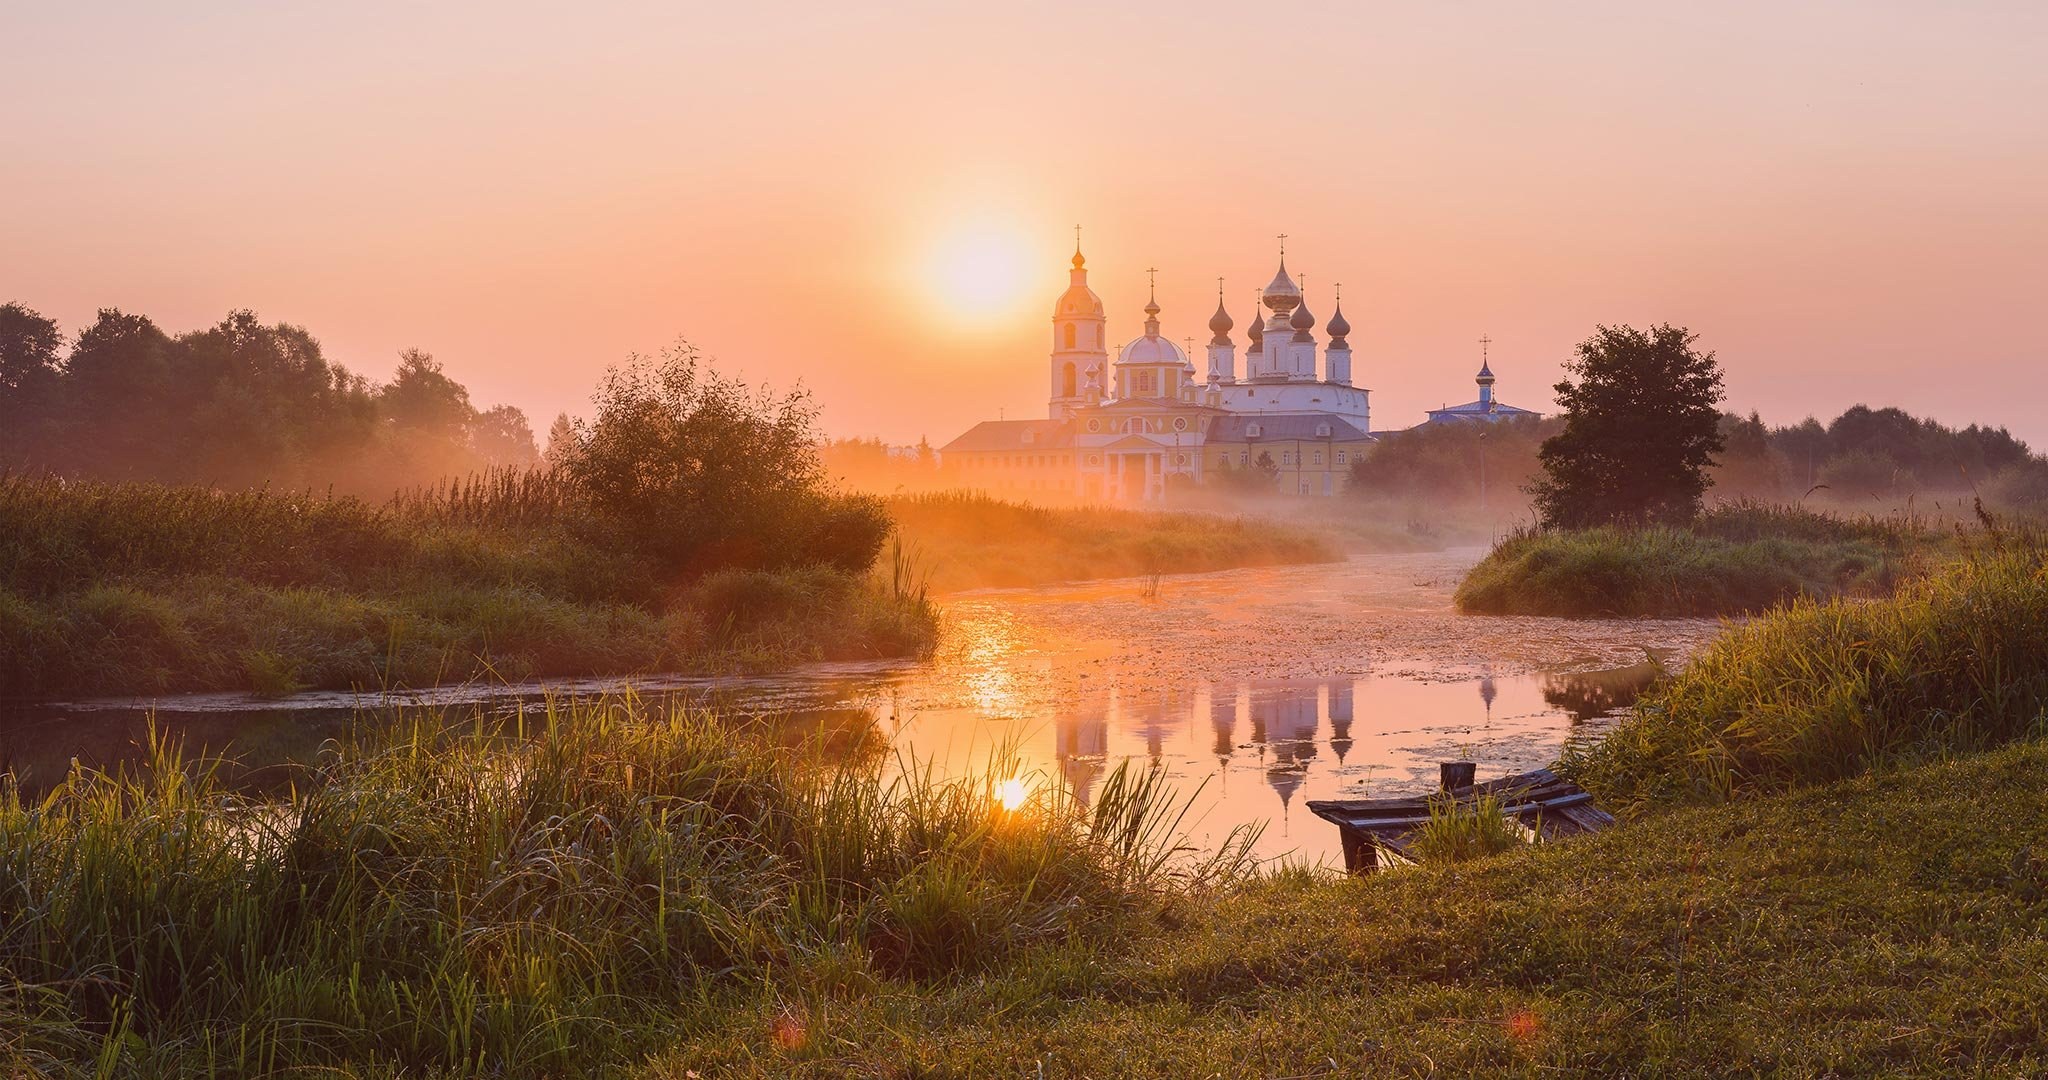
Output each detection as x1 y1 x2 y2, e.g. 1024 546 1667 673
941 236 1534 499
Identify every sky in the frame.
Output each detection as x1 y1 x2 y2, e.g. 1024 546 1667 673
5 1 2046 448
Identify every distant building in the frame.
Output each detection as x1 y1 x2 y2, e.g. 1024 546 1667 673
1421 348 1541 425
942 238 1532 499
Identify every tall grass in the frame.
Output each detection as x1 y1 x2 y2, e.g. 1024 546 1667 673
1407 793 1529 863
0 697 1250 1075
0 473 937 697
886 491 1340 593
1455 500 1933 617
1563 529 2048 810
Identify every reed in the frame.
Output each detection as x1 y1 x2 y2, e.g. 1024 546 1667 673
0 696 1249 1075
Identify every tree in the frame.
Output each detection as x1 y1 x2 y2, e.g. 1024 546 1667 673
1531 324 1725 528
543 412 579 470
0 302 62 396
59 309 181 477
378 348 475 435
564 340 888 573
472 404 539 467
0 303 63 461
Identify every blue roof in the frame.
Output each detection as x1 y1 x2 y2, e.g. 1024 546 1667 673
1209 414 1373 442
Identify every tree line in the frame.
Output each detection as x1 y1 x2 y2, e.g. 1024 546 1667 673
0 301 538 495
1349 324 2043 523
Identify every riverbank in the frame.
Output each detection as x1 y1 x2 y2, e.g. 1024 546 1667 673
1454 502 1937 616
7 697 2047 1075
0 474 935 698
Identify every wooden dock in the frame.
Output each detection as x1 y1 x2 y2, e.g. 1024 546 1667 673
1307 764 1615 874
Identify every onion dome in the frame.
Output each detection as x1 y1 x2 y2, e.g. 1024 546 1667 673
1262 258 1301 319
1326 301 1351 344
1290 293 1315 342
1477 359 1495 381
1246 292 1265 351
1208 294 1233 346
1054 244 1104 319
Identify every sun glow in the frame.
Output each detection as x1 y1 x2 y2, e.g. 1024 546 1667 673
996 777 1030 812
926 220 1032 324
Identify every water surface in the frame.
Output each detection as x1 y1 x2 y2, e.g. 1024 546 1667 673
0 549 1725 865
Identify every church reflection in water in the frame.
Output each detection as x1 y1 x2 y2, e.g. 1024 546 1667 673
1048 677 1468 813
1041 664 1655 823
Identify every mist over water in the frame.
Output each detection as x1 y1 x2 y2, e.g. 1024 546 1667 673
0 549 1722 865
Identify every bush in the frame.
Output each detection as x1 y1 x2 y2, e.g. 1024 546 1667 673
560 342 889 575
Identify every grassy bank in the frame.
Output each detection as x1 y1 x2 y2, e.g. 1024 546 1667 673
1455 501 1932 616
887 491 1341 592
0 474 935 697
11 699 2048 1075
0 700 1246 1076
651 742 2048 1077
1563 533 2048 811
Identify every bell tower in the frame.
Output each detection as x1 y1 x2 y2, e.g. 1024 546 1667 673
1049 226 1108 419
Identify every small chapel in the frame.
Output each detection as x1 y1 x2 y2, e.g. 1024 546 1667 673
941 235 1535 500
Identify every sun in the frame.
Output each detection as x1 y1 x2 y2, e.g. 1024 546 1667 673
927 220 1032 323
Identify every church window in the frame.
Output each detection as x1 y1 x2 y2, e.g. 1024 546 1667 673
1172 416 1188 431
1337 450 1348 465
1239 451 1248 464
1136 371 1156 394
1281 451 1293 465
1064 323 1076 349
1087 418 1100 432
1313 451 1324 465
1175 453 1188 466
1062 363 1076 397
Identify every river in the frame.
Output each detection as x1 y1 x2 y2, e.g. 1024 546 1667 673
0 548 1726 865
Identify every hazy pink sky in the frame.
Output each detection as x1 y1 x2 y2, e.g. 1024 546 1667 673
6 2 2045 448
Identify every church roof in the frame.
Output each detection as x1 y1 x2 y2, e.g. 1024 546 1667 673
1116 334 1187 366
1207 414 1373 442
939 420 1073 454
1424 400 1539 421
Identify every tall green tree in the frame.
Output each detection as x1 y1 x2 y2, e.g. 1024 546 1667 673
1531 324 1726 528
